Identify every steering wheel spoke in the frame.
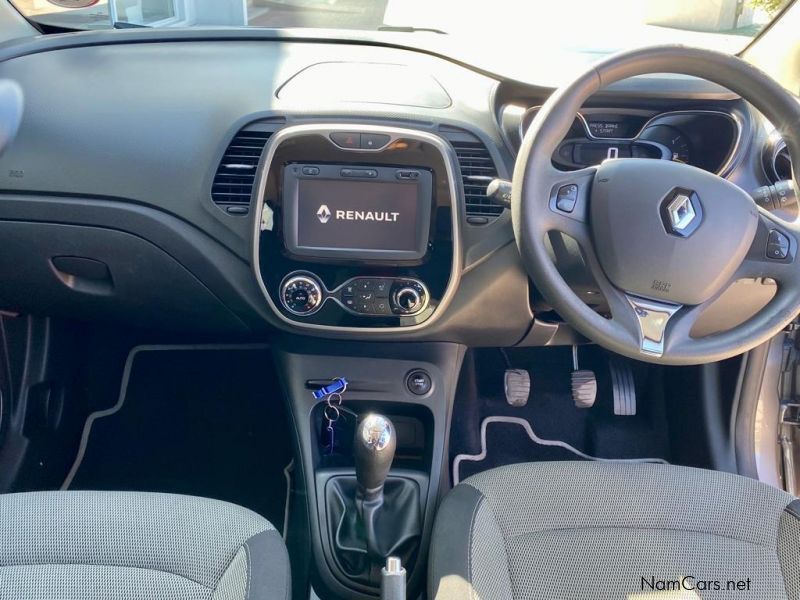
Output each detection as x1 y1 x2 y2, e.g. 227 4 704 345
735 208 800 286
623 295 683 358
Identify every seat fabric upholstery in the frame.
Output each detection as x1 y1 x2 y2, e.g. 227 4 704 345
429 462 800 600
0 491 290 600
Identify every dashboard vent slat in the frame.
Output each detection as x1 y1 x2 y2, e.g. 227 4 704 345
450 140 503 219
212 130 273 207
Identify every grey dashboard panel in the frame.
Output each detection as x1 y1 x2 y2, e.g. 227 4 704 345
0 39 500 262
276 61 452 108
0 31 772 345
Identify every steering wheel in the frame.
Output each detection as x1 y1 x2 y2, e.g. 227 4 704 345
513 45 800 365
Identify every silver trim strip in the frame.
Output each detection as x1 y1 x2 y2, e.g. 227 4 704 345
517 107 743 177
451 416 668 485
278 273 325 316
625 294 682 358
251 124 463 334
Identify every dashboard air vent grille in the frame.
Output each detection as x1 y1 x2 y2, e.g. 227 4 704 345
212 130 273 208
451 140 503 218
772 143 793 183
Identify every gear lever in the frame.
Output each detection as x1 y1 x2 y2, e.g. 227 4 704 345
354 414 396 501
325 413 421 586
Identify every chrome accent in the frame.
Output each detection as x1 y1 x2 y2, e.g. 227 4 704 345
666 193 697 232
385 557 404 575
763 131 792 184
625 295 682 357
250 124 463 334
780 404 800 495
278 273 325 316
514 107 743 177
358 414 394 451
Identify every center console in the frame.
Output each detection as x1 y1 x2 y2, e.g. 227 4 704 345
251 124 462 332
260 124 464 598
273 339 463 600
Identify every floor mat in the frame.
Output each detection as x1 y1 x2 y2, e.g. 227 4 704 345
454 416 667 484
63 345 292 532
450 346 673 482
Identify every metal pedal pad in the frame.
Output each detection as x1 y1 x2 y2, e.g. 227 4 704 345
571 370 598 408
571 346 597 408
504 369 530 407
610 357 636 416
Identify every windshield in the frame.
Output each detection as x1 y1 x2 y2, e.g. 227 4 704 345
8 0 793 55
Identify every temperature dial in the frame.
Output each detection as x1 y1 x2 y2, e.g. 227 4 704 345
390 280 428 316
281 275 323 316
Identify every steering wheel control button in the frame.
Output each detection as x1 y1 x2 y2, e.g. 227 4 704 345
329 132 361 149
556 184 579 213
659 188 703 237
767 229 790 260
361 133 391 150
280 274 323 316
406 370 432 396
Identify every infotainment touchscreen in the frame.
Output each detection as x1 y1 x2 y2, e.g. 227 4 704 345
282 164 433 261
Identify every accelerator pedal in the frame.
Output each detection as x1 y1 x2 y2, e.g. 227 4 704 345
610 357 637 416
571 345 597 409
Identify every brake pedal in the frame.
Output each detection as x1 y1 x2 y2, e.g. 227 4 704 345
610 357 636 415
504 369 530 407
571 346 597 408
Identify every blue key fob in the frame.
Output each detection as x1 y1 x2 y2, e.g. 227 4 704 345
313 377 348 400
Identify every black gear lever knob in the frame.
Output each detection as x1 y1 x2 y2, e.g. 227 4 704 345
354 414 396 500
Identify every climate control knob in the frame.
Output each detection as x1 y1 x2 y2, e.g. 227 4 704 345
280 274 323 316
390 281 428 316
395 287 421 312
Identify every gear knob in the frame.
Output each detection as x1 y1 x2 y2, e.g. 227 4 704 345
354 414 396 499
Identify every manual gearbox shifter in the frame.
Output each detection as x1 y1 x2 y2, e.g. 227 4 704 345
354 414 396 500
324 412 422 587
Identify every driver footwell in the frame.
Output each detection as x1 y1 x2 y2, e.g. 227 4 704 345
450 346 709 482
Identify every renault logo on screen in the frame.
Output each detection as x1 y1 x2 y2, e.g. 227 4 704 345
316 204 401 224
316 205 332 224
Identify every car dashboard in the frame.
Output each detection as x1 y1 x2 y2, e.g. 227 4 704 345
0 29 784 346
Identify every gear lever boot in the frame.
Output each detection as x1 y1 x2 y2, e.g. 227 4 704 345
325 413 422 587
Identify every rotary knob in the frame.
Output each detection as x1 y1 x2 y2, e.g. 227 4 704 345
280 274 323 316
391 281 428 316
395 287 421 312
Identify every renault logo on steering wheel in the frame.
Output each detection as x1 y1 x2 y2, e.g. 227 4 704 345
660 188 703 237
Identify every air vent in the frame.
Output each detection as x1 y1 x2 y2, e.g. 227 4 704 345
211 130 273 212
764 134 793 184
450 139 503 220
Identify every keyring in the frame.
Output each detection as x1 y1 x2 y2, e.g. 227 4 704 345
327 392 343 406
324 404 340 423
